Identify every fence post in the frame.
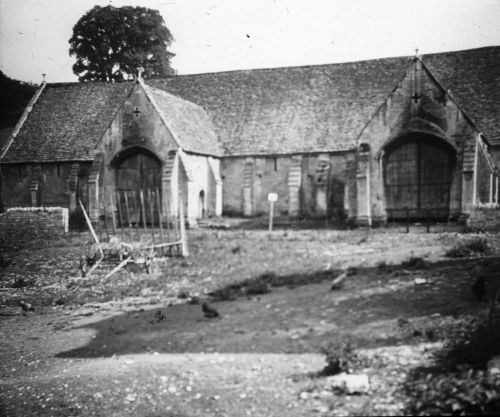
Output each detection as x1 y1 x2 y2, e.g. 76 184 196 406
116 191 125 242
178 195 189 256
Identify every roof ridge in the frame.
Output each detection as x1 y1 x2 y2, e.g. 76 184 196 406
144 83 204 109
156 45 500 79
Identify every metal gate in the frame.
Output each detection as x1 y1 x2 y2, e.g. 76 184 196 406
384 138 453 220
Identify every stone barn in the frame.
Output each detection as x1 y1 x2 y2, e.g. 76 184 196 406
0 79 223 226
1 46 499 227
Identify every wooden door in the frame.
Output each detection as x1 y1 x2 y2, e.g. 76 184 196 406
116 152 161 223
384 139 452 220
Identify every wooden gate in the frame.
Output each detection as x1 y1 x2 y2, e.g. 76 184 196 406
116 151 161 223
384 138 453 220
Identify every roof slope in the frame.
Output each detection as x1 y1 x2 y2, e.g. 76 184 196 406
143 84 223 156
151 46 500 155
2 82 134 162
422 46 500 145
0 128 13 157
150 57 411 155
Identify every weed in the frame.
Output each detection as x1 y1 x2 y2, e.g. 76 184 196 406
320 338 359 376
402 256 427 269
211 286 237 301
346 267 358 276
445 238 493 258
12 276 33 289
404 368 500 415
244 280 270 295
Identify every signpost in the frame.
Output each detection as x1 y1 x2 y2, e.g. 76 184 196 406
268 192 278 232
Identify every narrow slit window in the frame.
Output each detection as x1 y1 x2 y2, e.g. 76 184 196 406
273 158 278 172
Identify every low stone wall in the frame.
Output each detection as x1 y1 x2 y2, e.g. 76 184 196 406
467 206 500 231
0 207 68 250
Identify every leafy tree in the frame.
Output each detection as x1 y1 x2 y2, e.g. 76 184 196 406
0 71 37 129
69 5 175 82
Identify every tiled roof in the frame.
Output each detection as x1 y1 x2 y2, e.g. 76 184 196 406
143 84 223 156
0 128 13 157
150 57 412 155
151 46 500 155
421 46 500 146
2 46 499 162
2 82 134 162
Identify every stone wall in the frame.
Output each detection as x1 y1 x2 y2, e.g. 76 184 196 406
221 152 352 218
467 206 500 231
0 207 68 250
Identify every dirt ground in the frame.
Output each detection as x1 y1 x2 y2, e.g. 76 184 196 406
1 221 500 416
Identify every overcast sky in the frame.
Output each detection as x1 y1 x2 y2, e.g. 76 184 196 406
0 0 499 84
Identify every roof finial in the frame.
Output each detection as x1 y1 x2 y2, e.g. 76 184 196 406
42 73 46 83
415 47 419 57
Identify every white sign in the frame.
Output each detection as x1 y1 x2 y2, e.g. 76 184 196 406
267 193 278 202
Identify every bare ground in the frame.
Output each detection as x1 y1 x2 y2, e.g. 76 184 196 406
1 222 500 416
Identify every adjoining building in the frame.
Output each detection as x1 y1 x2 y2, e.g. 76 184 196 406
1 46 499 227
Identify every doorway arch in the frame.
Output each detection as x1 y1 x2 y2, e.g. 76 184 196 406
112 147 162 223
383 133 455 220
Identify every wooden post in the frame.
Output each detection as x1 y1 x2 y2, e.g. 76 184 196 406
116 191 125 242
269 201 275 232
140 189 148 239
173 199 180 240
163 193 172 242
148 190 155 244
102 202 110 241
179 194 188 256
267 192 278 232
124 191 132 240
110 193 117 236
155 189 164 245
132 190 140 241
78 200 103 258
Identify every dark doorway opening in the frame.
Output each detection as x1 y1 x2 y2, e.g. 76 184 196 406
115 149 162 224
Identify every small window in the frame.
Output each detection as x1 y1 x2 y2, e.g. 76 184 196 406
273 158 278 172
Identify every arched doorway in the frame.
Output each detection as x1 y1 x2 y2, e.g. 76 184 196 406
384 134 454 221
114 148 162 223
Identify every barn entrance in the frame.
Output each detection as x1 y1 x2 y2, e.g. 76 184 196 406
384 134 454 221
115 148 162 223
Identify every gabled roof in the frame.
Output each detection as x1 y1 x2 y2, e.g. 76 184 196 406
2 46 498 163
150 57 411 155
1 82 134 163
142 84 223 156
421 46 500 146
151 46 500 155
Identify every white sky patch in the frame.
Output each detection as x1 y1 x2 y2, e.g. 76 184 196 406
0 0 499 83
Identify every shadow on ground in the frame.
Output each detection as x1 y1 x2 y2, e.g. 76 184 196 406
56 258 499 359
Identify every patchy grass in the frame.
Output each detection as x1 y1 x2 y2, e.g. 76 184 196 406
401 255 427 269
403 312 500 415
445 237 493 258
2 225 500 416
